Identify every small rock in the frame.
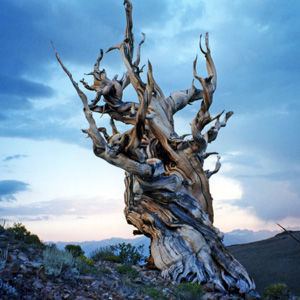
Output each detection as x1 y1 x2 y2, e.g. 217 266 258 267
19 263 28 274
203 283 215 292
202 293 216 300
37 265 48 282
33 279 45 290
79 275 95 285
91 280 101 290
23 281 33 291
133 277 143 283
10 261 20 273
1 269 12 281
7 253 17 262
63 293 73 300
150 277 156 283
26 261 42 268
111 281 119 289
18 253 29 261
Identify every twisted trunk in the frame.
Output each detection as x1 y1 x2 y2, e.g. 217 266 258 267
52 0 257 295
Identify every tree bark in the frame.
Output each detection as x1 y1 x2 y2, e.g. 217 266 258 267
52 0 257 295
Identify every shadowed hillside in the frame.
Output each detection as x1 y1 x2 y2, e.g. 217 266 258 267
228 230 300 296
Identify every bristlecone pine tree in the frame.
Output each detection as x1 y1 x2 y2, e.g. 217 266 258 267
52 0 257 295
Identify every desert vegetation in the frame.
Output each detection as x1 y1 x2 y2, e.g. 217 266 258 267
1 222 300 299
91 242 144 265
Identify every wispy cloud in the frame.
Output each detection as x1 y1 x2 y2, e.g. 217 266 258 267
0 180 29 201
2 154 28 162
0 196 124 217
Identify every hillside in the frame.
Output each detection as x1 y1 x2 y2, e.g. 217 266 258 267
1 223 300 299
228 230 300 295
1 224 260 299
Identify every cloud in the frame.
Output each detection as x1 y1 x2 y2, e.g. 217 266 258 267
213 153 300 223
0 180 29 201
237 177 300 222
17 216 50 222
2 154 28 162
0 0 300 236
0 196 124 218
0 74 54 100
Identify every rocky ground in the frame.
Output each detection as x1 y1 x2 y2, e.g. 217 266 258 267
0 229 262 299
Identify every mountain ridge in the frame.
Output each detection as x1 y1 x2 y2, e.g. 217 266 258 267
53 229 281 257
228 230 300 295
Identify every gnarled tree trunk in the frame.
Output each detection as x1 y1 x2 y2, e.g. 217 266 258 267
52 0 257 296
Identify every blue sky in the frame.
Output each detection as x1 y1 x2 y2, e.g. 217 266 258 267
1 0 300 242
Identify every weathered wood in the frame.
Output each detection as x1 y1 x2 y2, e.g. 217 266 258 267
53 1 258 296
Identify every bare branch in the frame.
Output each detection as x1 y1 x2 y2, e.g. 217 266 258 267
205 155 221 179
193 33 217 110
277 223 300 245
109 118 119 135
133 33 145 67
51 41 106 151
124 0 134 61
202 151 219 159
125 61 154 160
206 111 234 143
166 82 204 115
189 33 228 153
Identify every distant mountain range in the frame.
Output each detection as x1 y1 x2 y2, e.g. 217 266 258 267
54 228 286 257
223 229 279 246
55 236 150 257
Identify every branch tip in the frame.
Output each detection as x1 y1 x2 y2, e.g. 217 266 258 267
199 35 206 55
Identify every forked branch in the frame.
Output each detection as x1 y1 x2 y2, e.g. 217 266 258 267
189 34 232 154
52 41 164 179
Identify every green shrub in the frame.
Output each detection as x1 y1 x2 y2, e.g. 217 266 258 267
90 246 115 262
98 266 112 275
91 243 144 265
263 283 291 300
25 233 45 248
6 222 44 248
75 254 98 275
116 264 139 278
103 255 121 263
78 254 94 266
174 283 204 300
43 245 74 277
145 287 167 300
111 242 144 265
65 244 85 257
7 223 27 240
